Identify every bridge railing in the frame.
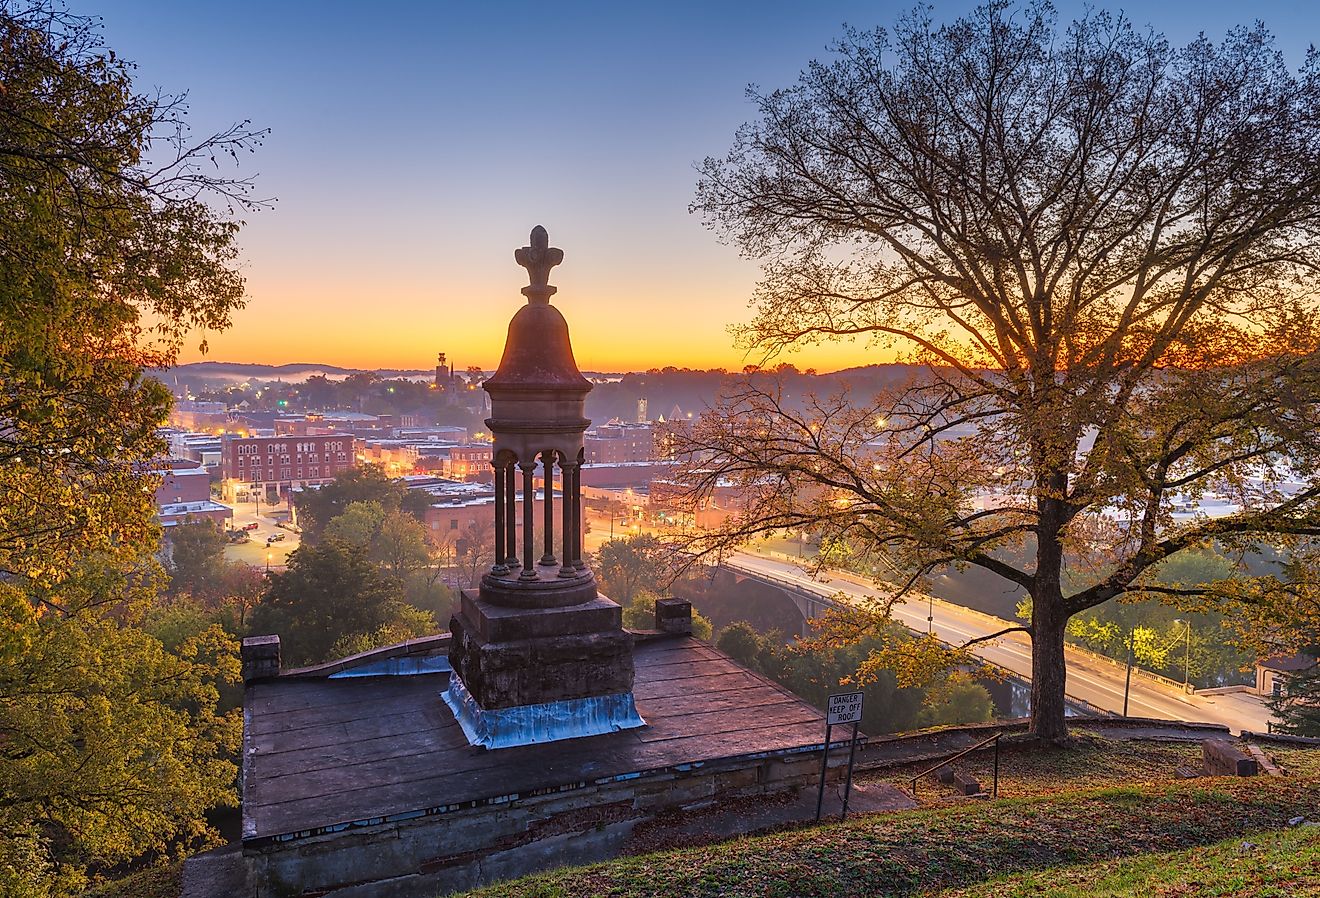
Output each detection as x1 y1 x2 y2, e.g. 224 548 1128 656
723 558 1200 698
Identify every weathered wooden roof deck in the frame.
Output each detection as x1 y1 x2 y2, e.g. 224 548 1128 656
242 637 826 844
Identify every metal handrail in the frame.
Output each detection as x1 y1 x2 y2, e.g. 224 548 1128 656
909 732 1002 798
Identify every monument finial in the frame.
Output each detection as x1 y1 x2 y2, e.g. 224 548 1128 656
514 225 563 303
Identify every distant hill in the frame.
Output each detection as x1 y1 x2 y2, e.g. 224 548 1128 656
154 361 630 383
152 361 432 385
154 361 936 418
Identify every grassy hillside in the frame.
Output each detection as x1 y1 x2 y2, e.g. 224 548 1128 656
943 826 1320 897
468 778 1320 898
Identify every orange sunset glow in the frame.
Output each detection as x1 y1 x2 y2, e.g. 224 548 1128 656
176 219 900 373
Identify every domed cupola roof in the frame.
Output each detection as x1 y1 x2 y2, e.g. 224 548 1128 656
483 225 591 394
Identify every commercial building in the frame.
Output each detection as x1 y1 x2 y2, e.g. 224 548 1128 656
1255 653 1317 697
584 421 655 464
167 399 230 431
164 430 225 470
220 432 358 501
357 439 421 476
148 459 233 529
443 444 492 481
158 500 234 529
154 465 212 505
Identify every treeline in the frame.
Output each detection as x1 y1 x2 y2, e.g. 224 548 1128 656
590 535 996 735
166 466 492 669
0 2 269 891
818 535 1263 689
585 363 928 423
196 371 485 429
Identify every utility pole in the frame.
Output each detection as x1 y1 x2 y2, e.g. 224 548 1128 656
1183 619 1192 691
1122 630 1134 717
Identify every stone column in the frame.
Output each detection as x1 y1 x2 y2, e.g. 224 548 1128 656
540 450 556 566
504 462 518 570
520 462 536 579
492 460 507 573
571 460 585 569
559 461 576 578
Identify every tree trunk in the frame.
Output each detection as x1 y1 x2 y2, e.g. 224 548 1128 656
1031 462 1073 743
1029 591 1069 742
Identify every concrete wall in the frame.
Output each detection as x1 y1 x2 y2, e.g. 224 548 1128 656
244 750 825 898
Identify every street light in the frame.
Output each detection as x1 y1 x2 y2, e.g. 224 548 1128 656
266 551 271 574
1121 626 1137 717
1175 619 1192 691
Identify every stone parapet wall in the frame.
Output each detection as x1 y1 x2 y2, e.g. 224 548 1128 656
245 747 827 897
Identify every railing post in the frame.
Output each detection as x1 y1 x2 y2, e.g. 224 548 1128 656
993 734 1000 798
814 723 832 823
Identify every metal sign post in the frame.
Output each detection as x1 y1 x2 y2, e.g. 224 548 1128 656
815 691 864 824
813 721 832 823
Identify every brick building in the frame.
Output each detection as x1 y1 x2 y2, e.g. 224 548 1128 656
444 445 492 481
150 461 233 529
220 432 358 501
584 421 655 464
154 466 212 505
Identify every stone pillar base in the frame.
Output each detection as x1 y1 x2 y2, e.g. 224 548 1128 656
448 589 637 711
442 673 644 749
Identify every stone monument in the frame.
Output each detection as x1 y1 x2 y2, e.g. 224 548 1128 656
444 226 643 748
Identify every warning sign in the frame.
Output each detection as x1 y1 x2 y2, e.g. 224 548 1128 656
826 691 864 725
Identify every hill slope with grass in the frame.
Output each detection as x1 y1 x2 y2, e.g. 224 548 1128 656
469 778 1319 898
467 736 1320 898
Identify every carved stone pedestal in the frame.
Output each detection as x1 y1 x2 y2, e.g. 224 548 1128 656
448 584 635 709
445 575 643 749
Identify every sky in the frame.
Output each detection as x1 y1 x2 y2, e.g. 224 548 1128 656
89 0 1320 373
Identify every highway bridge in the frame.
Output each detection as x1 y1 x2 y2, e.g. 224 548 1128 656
724 552 1275 734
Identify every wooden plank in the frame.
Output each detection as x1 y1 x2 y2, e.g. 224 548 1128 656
248 676 439 716
247 684 445 734
249 708 457 757
253 720 466 779
633 668 766 701
638 684 802 719
637 700 819 744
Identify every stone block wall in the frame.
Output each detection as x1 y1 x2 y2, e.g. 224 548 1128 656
245 748 827 897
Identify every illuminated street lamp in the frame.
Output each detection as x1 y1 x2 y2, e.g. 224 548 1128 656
1175 619 1193 691
266 551 272 574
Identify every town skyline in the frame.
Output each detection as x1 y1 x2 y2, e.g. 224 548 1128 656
87 0 1320 372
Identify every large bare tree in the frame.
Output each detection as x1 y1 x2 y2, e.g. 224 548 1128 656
683 1 1320 740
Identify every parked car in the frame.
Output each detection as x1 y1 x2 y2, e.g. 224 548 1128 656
227 530 251 544
266 532 286 543
242 522 260 532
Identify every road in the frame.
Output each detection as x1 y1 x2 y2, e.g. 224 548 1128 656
725 552 1275 734
224 498 300 571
